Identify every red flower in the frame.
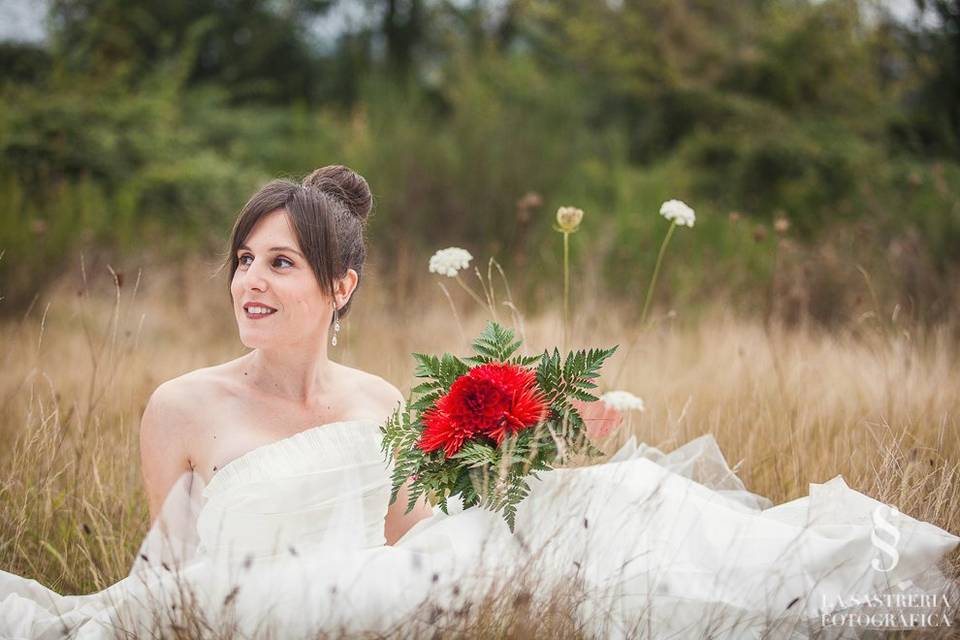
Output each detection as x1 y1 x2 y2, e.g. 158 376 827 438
418 363 549 458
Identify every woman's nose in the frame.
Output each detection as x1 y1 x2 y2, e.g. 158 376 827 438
244 259 270 291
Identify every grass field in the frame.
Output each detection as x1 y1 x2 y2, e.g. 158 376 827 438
1 254 958 637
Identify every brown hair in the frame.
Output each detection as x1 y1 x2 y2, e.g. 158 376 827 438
225 165 372 321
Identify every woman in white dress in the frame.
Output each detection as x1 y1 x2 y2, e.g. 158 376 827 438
2 165 958 640
136 165 434 547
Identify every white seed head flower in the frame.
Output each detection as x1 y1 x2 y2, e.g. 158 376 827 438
659 199 696 227
600 390 646 412
555 206 584 233
428 247 473 277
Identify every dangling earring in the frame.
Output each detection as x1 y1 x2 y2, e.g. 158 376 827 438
331 301 341 346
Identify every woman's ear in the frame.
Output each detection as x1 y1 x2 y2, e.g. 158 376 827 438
334 269 359 309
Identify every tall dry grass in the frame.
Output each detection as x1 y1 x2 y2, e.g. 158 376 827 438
1 252 958 637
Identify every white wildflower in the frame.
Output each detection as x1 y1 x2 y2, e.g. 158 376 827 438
659 199 696 227
600 390 646 412
555 206 584 233
428 247 473 277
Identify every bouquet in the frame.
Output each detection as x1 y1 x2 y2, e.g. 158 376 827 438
380 321 618 531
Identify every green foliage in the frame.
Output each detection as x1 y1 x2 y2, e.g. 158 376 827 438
2 0 960 321
0 175 111 307
893 0 960 158
679 118 877 235
47 0 333 104
382 321 616 531
462 321 540 367
0 74 264 309
536 346 617 405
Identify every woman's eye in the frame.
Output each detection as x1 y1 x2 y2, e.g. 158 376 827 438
237 254 293 269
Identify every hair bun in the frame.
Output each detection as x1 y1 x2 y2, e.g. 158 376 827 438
302 165 373 222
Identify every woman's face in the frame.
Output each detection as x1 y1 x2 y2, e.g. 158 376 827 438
230 208 332 350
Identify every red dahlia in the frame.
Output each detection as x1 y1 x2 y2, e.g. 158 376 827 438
418 363 549 457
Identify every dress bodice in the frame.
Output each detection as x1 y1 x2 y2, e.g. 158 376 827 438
196 419 393 561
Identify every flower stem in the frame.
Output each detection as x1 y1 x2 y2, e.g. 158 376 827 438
475 265 499 322
454 274 491 313
640 221 676 325
563 230 570 351
611 220 680 388
437 282 467 344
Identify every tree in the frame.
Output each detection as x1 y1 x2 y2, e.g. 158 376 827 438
47 0 334 103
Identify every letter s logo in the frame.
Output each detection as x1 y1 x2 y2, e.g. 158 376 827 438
871 504 901 572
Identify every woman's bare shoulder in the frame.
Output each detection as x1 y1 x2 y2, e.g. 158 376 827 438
150 364 227 404
142 361 239 433
338 365 405 418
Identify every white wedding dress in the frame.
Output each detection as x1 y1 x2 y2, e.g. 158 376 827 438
2 418 958 639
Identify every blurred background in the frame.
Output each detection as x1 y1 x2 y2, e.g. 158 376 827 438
1 0 958 326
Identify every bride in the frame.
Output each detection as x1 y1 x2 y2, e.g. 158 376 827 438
137 164 434 547
2 165 958 639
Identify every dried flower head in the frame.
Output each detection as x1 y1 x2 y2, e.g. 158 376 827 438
428 247 473 277
600 390 645 412
773 217 790 235
517 192 543 210
659 199 696 227
555 206 584 233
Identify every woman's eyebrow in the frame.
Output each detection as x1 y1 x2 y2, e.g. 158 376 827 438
238 244 305 258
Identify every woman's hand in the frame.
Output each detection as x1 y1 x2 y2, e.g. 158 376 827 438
569 397 623 440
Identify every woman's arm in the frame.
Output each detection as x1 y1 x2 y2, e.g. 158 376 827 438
376 379 434 544
384 476 434 545
139 381 193 525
